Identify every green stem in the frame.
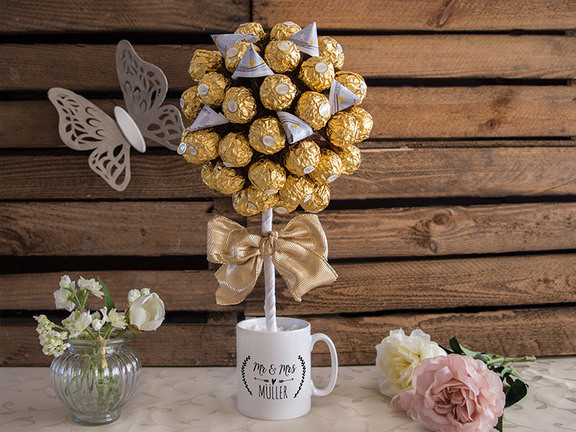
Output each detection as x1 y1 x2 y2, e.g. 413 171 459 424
84 327 97 339
102 323 114 339
486 355 536 366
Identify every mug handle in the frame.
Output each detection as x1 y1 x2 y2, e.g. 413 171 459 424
310 333 338 397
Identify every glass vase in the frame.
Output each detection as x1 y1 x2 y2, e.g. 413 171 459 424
50 333 141 425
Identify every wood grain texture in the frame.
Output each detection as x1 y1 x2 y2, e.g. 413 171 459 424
249 203 576 258
4 147 576 200
4 253 576 313
3 307 574 366
3 36 576 91
3 86 576 149
254 0 576 31
0 0 249 33
0 202 216 256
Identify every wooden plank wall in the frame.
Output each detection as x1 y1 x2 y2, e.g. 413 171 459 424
1 0 576 367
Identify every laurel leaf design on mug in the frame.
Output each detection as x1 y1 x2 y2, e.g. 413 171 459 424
241 355 253 396
294 355 306 398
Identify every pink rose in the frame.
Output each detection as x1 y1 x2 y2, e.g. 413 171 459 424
392 354 505 432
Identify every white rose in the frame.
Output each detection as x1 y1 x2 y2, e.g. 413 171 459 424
128 293 165 331
375 328 446 397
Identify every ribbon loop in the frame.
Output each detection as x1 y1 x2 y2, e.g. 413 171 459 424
206 214 338 305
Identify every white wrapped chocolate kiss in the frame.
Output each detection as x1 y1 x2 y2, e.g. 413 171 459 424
232 44 274 79
277 111 315 144
288 22 320 57
188 106 229 132
211 33 259 56
329 79 361 115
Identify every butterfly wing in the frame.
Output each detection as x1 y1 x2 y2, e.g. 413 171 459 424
116 40 183 151
48 88 132 191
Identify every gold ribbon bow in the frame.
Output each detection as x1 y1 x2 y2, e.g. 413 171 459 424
207 214 338 305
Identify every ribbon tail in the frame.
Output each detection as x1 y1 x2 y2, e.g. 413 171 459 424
214 257 263 305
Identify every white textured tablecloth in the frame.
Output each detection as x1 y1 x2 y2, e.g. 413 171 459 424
1 357 574 431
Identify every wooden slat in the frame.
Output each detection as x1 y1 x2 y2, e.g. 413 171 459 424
0 202 216 256
249 203 576 258
3 86 576 149
3 307 574 366
3 36 576 92
0 0 249 33
4 253 575 313
254 0 576 31
4 146 576 200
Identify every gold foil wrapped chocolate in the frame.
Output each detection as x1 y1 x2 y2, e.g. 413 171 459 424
219 132 252 167
298 57 334 92
348 106 373 141
265 40 301 73
249 116 286 155
248 159 287 194
197 72 230 107
245 185 279 211
301 184 330 213
335 71 367 103
295 91 331 131
225 41 257 72
260 74 297 111
284 139 320 176
339 144 362 175
235 22 266 41
233 188 260 217
274 197 299 215
279 175 315 204
326 111 360 147
180 86 203 121
318 36 345 69
309 149 343 184
222 87 257 124
212 162 246 195
201 160 217 189
188 49 223 81
178 129 220 164
271 21 302 40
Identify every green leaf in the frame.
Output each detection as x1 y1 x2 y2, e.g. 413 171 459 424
449 337 478 357
495 415 503 432
98 277 115 311
505 379 529 407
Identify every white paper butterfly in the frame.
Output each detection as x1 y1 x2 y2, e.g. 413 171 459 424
48 40 184 191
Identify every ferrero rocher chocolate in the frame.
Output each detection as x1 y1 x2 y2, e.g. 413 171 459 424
188 49 223 81
298 57 334 92
219 132 253 167
301 184 330 213
248 159 287 194
249 116 286 154
284 139 321 176
260 74 297 111
271 21 302 40
339 144 362 175
245 186 279 211
279 175 315 204
180 86 203 121
295 91 331 131
309 149 343 184
274 197 299 215
212 162 246 195
233 188 260 217
348 106 373 141
178 129 220 164
335 71 367 103
225 41 255 72
235 22 266 41
201 161 217 189
222 87 257 124
197 72 230 107
326 111 360 148
318 36 345 69
265 40 301 73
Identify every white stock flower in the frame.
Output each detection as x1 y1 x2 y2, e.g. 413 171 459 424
54 275 76 311
91 308 107 331
35 315 70 357
62 311 92 338
127 289 141 305
107 308 127 329
375 329 446 398
128 292 165 331
77 277 104 298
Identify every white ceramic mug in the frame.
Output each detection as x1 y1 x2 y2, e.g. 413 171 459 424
236 317 338 420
